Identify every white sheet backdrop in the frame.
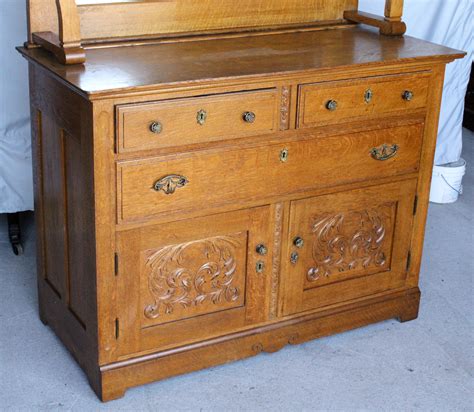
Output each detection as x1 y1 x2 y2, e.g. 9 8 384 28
0 1 32 212
0 0 472 212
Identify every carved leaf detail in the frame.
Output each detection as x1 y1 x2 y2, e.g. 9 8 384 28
307 205 393 282
280 86 291 130
270 203 283 318
144 235 242 319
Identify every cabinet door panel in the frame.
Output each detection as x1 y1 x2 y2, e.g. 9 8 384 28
281 180 417 316
116 206 272 358
140 231 247 328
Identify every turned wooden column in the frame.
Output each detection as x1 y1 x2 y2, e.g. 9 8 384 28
385 0 404 22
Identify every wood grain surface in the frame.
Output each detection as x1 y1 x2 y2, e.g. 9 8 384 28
19 27 464 96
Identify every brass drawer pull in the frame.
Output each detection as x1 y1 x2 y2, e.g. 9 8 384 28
370 144 399 161
402 90 414 101
149 121 163 134
293 237 304 248
197 109 207 125
243 111 256 123
326 100 338 111
153 174 189 195
256 244 268 256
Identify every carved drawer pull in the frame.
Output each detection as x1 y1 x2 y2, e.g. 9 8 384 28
370 144 399 161
326 100 338 111
153 174 189 195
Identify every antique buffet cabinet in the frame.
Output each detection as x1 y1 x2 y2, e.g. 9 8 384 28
19 0 464 401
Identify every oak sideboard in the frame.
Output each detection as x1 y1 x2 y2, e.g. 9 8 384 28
18 0 464 401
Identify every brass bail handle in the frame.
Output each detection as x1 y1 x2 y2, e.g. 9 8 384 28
153 174 189 195
370 144 399 161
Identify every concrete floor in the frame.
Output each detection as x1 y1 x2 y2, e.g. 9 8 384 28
1 130 473 411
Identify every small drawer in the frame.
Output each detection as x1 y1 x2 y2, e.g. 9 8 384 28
298 73 430 128
117 123 424 223
116 89 278 153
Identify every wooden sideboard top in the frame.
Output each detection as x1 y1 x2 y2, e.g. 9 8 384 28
18 27 464 98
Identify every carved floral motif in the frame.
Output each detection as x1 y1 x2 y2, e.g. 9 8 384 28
270 203 283 318
307 205 393 282
144 235 242 319
280 86 291 130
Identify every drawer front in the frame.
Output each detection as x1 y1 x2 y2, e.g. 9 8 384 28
298 73 430 128
116 89 278 153
281 180 417 315
117 123 424 223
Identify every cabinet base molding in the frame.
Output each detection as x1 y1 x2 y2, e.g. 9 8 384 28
96 287 420 402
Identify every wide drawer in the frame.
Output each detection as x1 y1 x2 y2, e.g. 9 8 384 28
117 123 424 223
116 89 278 153
298 73 430 128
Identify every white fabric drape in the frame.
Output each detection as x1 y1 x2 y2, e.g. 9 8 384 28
0 1 33 212
0 0 472 212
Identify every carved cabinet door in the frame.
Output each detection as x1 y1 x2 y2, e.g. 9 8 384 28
281 180 417 316
115 206 273 359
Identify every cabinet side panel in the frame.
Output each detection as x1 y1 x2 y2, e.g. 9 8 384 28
39 112 69 300
64 125 95 325
407 65 447 287
29 63 100 389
